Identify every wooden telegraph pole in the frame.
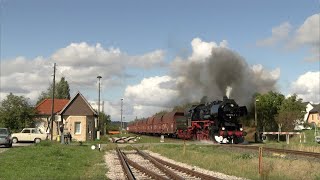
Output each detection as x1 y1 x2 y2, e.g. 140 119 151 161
50 63 56 141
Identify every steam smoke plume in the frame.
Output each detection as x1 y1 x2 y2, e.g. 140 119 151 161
172 48 279 105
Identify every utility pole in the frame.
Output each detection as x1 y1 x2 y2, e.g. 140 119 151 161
255 99 259 127
97 76 102 140
50 63 56 141
121 98 123 132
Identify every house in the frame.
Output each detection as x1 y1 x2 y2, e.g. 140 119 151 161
34 99 69 136
307 104 320 127
59 92 97 141
295 102 314 130
34 92 98 141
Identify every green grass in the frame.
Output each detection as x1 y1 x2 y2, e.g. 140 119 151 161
0 141 106 180
148 144 320 180
261 129 320 152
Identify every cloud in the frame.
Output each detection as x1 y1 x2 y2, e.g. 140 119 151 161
289 14 320 62
121 38 280 121
124 76 178 107
0 42 165 104
290 14 320 47
257 22 292 46
257 14 319 61
189 38 228 61
290 71 320 103
171 38 280 105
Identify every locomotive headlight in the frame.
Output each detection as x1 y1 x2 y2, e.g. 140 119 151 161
240 128 243 131
222 127 225 131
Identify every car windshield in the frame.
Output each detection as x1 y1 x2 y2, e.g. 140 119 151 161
0 128 8 135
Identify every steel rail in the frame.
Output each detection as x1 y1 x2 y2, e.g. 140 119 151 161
116 147 136 180
264 147 320 158
224 144 320 158
117 147 170 180
136 149 185 180
138 149 222 180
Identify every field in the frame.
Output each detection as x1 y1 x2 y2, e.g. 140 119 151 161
147 144 320 180
0 141 106 180
1 131 319 180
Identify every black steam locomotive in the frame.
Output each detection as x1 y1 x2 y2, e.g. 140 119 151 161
179 96 248 143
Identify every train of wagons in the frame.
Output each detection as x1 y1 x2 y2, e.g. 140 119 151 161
128 96 248 144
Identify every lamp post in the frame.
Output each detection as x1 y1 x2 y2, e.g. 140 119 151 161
123 116 125 131
120 98 123 132
97 76 102 140
254 98 260 142
255 99 259 127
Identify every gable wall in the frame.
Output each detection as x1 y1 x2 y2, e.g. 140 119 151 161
63 95 95 116
308 112 320 126
63 115 95 141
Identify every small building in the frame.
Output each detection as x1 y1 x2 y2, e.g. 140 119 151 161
34 92 98 141
295 102 318 130
307 104 320 127
59 92 97 141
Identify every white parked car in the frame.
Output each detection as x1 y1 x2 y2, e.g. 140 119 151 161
11 128 47 143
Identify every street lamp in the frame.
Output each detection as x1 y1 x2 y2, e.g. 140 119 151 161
123 116 125 131
255 99 259 127
120 98 123 132
97 76 102 140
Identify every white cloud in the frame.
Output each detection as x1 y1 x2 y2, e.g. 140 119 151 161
251 64 280 82
290 71 320 103
257 22 292 46
190 38 228 61
290 14 320 62
124 76 178 107
290 14 320 47
257 14 319 61
0 42 165 104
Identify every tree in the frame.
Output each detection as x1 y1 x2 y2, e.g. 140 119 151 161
0 93 35 131
56 77 71 99
99 112 111 134
36 77 71 104
256 91 285 132
275 95 305 131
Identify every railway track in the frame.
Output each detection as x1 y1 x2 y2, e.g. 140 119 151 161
224 144 320 158
116 147 221 180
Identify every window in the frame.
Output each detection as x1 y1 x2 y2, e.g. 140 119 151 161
22 129 30 133
75 122 81 134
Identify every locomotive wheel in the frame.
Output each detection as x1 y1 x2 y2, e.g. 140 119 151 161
234 137 244 144
213 134 223 144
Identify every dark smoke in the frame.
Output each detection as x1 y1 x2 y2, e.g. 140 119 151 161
172 48 278 105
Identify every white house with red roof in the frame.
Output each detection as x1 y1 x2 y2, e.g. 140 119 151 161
34 92 98 141
34 99 69 137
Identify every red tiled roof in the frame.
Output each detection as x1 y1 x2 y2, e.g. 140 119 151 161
35 99 70 115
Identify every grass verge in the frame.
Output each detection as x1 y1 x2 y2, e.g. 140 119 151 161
148 144 320 180
0 141 106 180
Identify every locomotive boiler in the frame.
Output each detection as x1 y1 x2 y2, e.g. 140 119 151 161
128 96 248 144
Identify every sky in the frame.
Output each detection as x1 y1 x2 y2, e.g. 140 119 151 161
0 0 319 122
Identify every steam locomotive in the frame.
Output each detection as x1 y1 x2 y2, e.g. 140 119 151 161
128 96 248 144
